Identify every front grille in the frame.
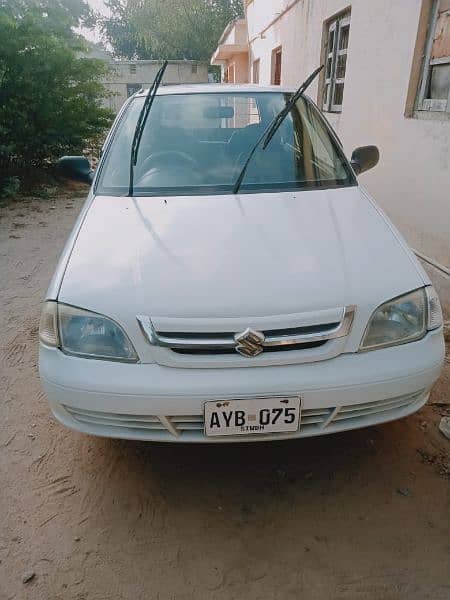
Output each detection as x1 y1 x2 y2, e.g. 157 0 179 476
63 389 426 439
136 306 355 357
172 340 328 355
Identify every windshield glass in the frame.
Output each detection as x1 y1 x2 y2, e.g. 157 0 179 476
96 92 355 196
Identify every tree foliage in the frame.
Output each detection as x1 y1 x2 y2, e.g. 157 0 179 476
0 0 113 169
101 0 244 61
100 0 151 59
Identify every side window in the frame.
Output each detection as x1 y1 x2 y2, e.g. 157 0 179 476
296 100 349 181
322 12 350 112
416 0 450 113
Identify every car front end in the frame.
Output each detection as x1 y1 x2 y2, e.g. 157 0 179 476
40 325 443 443
39 86 445 442
38 190 445 443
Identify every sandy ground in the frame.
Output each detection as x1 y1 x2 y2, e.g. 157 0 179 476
0 190 449 600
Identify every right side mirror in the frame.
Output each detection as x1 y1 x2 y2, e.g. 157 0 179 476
350 145 379 175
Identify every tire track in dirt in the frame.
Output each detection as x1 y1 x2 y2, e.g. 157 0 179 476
2 335 27 367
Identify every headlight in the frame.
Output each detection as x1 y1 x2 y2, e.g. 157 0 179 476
39 301 138 362
360 287 442 351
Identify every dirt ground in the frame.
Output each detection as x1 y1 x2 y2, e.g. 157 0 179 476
1 190 449 600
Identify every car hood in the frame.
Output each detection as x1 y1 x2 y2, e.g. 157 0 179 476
58 187 425 323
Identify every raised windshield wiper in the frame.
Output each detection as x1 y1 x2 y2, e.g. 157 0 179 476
128 60 168 196
232 64 323 195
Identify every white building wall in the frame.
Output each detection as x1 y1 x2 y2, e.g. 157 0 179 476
226 19 248 44
245 0 450 268
103 61 209 113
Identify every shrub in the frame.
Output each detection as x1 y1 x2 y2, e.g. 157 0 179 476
0 176 21 198
0 0 114 170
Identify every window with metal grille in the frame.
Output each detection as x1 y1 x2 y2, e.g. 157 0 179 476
253 58 260 84
417 0 450 113
271 47 282 85
323 13 350 112
129 63 137 74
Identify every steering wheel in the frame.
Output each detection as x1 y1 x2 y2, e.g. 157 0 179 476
140 150 199 174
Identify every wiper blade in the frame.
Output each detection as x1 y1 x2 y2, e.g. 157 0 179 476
262 65 323 150
232 64 323 195
128 60 168 196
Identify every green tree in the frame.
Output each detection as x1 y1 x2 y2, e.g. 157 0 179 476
102 0 244 61
100 0 152 59
0 0 113 170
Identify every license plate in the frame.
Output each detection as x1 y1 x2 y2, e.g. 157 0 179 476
204 396 301 437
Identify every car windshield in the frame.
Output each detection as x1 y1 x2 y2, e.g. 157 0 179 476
96 91 355 196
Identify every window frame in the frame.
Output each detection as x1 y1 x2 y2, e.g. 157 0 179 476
416 0 450 113
322 12 350 113
253 58 260 84
271 46 282 85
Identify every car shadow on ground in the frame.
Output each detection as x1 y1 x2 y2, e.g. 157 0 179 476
94 424 388 506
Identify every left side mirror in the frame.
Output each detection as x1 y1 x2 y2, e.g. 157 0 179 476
350 145 379 175
57 156 94 184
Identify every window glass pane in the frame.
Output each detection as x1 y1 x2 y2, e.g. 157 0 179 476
429 63 450 99
328 29 335 52
333 82 345 106
339 24 350 50
97 93 354 195
323 83 330 105
326 56 333 78
299 100 348 179
336 54 347 79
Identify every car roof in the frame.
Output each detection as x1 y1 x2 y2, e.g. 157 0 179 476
135 83 299 96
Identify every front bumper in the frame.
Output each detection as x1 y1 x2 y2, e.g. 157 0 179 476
39 329 445 442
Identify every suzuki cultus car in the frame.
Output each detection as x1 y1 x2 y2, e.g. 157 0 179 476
39 65 444 442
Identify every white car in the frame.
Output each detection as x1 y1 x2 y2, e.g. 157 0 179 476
39 82 445 442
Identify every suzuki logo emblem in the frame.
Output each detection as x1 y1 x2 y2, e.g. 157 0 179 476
234 328 265 357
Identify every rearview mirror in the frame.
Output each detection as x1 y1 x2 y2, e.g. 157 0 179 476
57 156 94 184
350 146 379 175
